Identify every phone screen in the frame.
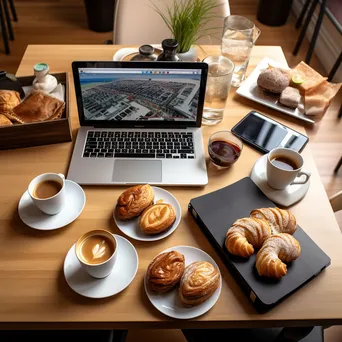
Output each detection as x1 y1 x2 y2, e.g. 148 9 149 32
232 111 309 153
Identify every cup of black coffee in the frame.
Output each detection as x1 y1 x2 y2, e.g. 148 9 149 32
208 131 243 168
267 148 311 190
28 173 66 215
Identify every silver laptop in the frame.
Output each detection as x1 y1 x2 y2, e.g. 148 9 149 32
67 61 209 186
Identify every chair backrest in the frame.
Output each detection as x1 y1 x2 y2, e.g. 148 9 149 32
330 190 342 212
113 0 230 46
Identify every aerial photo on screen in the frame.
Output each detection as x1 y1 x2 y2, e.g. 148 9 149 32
79 69 201 121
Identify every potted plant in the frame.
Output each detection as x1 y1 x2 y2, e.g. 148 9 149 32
152 0 221 61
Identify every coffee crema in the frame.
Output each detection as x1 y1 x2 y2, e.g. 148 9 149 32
33 180 62 199
79 235 115 265
271 155 299 171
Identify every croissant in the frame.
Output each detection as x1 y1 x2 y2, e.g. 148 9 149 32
147 251 185 293
115 184 154 220
179 261 220 307
225 217 271 258
140 203 176 235
256 233 301 279
250 208 297 235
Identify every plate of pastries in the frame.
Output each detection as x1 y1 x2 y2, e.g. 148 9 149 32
225 207 300 279
113 184 181 241
144 245 222 319
0 89 65 127
236 57 341 124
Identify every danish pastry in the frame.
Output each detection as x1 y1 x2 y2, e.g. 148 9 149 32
140 203 176 235
0 90 20 114
115 184 154 220
0 114 12 126
147 251 185 293
250 208 297 235
5 91 65 124
256 233 301 279
179 261 220 307
225 217 271 258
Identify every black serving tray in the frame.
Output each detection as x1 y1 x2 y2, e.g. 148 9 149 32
189 177 330 312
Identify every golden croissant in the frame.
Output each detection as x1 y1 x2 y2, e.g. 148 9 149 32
225 217 271 258
256 233 301 279
147 251 185 293
250 208 297 235
115 184 154 220
179 261 220 307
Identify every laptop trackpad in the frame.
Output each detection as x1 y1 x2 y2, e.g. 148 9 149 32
112 160 162 183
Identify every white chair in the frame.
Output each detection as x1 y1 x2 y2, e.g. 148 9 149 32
330 190 342 212
113 0 230 45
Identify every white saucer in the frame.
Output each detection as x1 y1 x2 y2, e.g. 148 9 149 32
250 154 310 207
144 245 222 319
18 180 86 230
64 234 138 299
113 186 182 241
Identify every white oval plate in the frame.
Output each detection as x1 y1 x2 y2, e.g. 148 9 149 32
18 180 86 230
113 186 182 241
113 44 162 61
144 245 222 319
64 234 138 299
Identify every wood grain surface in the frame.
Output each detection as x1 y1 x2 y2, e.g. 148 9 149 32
0 45 341 329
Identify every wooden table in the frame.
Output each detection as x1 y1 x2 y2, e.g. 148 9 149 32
1 45 341 329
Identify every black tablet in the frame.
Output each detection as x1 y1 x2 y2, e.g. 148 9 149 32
231 111 309 154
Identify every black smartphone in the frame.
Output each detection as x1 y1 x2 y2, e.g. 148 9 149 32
231 111 309 154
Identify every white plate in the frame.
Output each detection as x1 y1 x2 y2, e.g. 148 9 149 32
64 234 138 299
113 44 162 61
236 57 314 124
250 154 310 207
113 186 182 241
18 180 86 230
144 245 222 319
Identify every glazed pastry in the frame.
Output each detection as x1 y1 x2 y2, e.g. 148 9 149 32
0 114 13 126
115 184 154 220
140 203 176 235
147 251 185 293
179 261 220 307
250 207 297 235
256 233 301 279
225 217 271 258
5 91 65 124
0 90 20 114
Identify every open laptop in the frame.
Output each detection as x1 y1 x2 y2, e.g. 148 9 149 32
67 61 209 186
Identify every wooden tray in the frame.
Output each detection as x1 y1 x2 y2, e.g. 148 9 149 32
0 72 72 150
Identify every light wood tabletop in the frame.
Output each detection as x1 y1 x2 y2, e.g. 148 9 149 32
0 45 341 329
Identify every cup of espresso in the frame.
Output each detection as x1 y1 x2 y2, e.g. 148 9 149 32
75 230 117 279
28 173 66 215
266 148 311 190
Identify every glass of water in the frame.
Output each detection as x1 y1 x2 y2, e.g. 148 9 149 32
221 15 260 87
202 56 234 126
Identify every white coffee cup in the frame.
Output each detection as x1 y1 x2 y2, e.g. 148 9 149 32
28 173 66 215
266 148 311 190
75 230 117 279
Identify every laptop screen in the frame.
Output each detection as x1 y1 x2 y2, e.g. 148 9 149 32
77 66 204 125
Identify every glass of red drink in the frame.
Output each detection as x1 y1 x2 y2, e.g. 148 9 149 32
208 131 243 168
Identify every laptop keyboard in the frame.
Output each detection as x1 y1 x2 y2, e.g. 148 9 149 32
82 131 195 159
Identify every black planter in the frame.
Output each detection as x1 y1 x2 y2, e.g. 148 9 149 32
84 0 115 32
257 0 293 26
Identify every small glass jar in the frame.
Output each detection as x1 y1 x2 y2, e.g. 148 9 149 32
131 45 157 61
157 39 180 61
